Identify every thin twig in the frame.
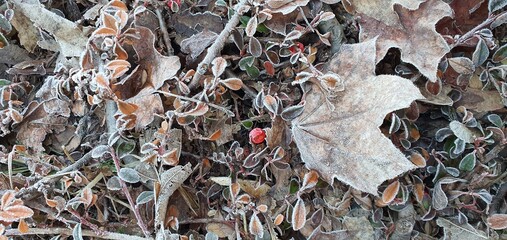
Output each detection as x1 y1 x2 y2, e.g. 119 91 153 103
155 8 174 56
178 218 234 224
67 208 102 233
157 90 235 117
451 13 502 49
16 151 94 199
188 0 249 90
109 147 151 238
4 228 150 240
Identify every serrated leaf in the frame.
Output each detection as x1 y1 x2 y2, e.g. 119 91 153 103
437 218 488 239
356 0 452 82
458 151 476 171
292 39 422 195
118 168 141 183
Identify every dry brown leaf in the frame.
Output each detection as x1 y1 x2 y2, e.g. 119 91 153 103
292 197 307 231
180 30 218 60
292 39 423 195
381 180 400 204
11 0 88 57
17 218 29 233
487 214 507 230
345 0 423 26
114 27 180 99
155 163 192 228
249 213 264 237
220 78 243 91
357 0 452 82
267 0 310 15
127 94 164 130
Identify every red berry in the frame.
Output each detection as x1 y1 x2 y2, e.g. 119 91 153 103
249 128 266 144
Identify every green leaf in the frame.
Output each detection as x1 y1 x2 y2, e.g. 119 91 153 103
0 79 11 87
489 0 507 13
239 56 255 70
472 38 489 67
245 65 260 78
106 176 122 190
0 14 11 32
215 0 227 7
492 44 507 63
487 114 504 128
118 168 140 183
241 120 253 129
136 191 154 205
459 151 476 171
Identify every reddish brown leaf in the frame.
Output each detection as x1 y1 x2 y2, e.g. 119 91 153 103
292 197 307 231
249 213 264 237
1 191 15 209
212 57 227 78
230 183 240 199
92 27 117 37
207 129 222 141
220 78 243 91
245 16 258 37
102 12 118 32
108 0 128 11
274 214 284 226
382 180 400 204
410 152 426 167
0 205 34 221
301 170 319 191
117 100 139 115
414 182 425 202
18 218 29 233
487 214 507 230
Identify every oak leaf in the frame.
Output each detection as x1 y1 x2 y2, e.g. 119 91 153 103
344 0 424 26
356 0 452 81
291 39 423 195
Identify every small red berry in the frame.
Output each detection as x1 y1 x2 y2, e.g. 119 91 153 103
249 128 266 144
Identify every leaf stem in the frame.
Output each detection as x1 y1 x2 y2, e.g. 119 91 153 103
109 147 151 238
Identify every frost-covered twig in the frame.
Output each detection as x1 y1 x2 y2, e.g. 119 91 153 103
188 0 250 90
